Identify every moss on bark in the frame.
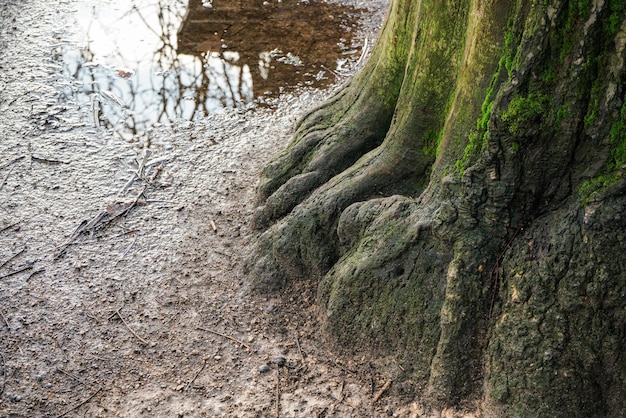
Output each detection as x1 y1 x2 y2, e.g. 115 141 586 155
246 0 626 415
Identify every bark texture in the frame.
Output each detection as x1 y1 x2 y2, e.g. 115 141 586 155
246 0 626 415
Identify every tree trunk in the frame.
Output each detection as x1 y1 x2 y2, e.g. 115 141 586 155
246 0 626 416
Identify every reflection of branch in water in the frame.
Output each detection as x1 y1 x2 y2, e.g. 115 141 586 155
221 57 236 108
60 0 360 134
61 0 207 134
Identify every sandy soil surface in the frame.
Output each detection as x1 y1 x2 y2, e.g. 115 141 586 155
0 0 441 416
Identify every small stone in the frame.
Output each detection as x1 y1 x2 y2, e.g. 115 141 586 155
258 364 270 373
273 356 286 367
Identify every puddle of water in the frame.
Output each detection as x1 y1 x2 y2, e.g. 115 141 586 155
58 0 363 137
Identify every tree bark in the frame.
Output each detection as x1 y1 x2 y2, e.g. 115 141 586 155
246 0 626 416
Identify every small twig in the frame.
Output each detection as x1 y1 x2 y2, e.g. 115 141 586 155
116 237 137 264
54 219 89 260
295 336 307 370
275 367 281 418
184 359 207 391
110 229 137 239
0 165 16 192
107 307 124 320
0 311 10 329
54 387 102 418
0 248 25 269
0 155 25 170
57 368 88 386
213 250 231 258
0 265 32 280
0 220 21 234
120 185 149 217
118 175 138 197
31 155 69 165
0 352 5 396
210 219 217 232
372 379 392 403
26 267 45 282
320 64 340 77
113 309 150 345
197 327 252 351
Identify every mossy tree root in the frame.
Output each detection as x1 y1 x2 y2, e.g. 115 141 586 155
247 0 626 415
252 0 421 229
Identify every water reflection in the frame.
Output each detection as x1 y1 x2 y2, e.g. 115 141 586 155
60 0 361 136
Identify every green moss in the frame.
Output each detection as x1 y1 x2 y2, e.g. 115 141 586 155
422 129 440 158
452 6 528 177
584 82 602 128
555 103 570 127
541 67 556 84
501 93 551 134
579 106 626 203
557 0 592 62
579 173 621 204
608 0 624 35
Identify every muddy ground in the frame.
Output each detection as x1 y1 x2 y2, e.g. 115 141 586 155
0 0 445 416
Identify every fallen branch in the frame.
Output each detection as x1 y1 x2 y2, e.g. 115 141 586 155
113 309 150 345
197 327 252 351
184 359 207 391
54 387 102 418
372 379 392 403
55 186 149 260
